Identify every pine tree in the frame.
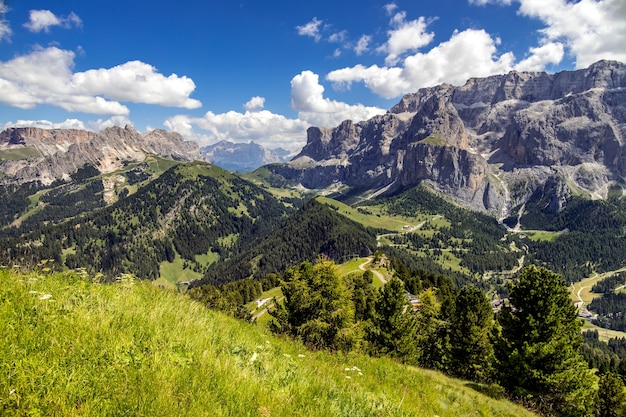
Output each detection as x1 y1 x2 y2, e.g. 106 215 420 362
496 265 596 416
415 287 448 370
269 260 357 352
449 286 494 382
366 277 418 362
597 372 626 417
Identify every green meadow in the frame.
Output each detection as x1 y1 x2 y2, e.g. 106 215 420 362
1 268 536 416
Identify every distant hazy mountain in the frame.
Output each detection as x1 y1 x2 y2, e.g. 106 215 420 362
201 140 292 172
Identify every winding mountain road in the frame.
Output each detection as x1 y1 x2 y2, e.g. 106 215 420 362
359 257 388 284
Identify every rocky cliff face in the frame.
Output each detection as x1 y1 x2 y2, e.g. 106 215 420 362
0 125 201 184
269 60 626 218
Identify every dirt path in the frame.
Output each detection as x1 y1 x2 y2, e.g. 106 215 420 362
359 257 388 284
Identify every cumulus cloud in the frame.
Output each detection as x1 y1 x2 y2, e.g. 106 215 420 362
354 35 371 56
71 60 201 108
88 116 133 131
164 108 309 151
3 118 88 131
0 0 11 42
328 30 348 44
166 72 385 151
296 17 323 42
378 12 435 65
244 96 265 112
328 29 515 98
0 46 201 115
515 42 564 72
516 0 626 68
326 0 623 99
23 9 82 33
290 70 385 126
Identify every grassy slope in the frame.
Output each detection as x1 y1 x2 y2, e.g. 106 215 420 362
1 269 536 417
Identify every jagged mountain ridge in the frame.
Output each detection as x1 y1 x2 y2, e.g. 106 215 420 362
0 125 201 184
201 140 291 172
267 60 626 219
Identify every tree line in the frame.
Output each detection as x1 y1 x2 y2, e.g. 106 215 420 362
262 259 620 417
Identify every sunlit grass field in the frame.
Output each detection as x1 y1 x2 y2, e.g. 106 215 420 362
1 268 537 416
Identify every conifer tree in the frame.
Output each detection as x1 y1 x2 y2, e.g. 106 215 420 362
366 277 418 362
449 286 494 382
496 265 596 416
415 287 448 370
269 260 357 351
597 372 626 417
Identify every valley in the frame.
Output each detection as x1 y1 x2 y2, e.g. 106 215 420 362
2 60 626 416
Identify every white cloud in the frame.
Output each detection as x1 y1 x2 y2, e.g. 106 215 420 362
384 3 399 15
165 73 386 151
3 118 88 131
244 96 265 112
165 109 309 151
290 70 386 127
0 46 201 115
23 10 82 33
328 29 514 98
71 60 201 109
516 0 626 68
0 0 11 42
296 17 323 42
87 116 133 131
324 2 624 99
354 35 371 56
378 13 435 65
515 42 564 72
328 30 347 43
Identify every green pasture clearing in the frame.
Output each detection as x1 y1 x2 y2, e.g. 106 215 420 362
317 196 429 231
521 230 565 242
159 255 202 285
581 320 626 342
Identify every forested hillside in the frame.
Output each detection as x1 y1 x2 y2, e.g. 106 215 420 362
194 198 380 286
0 162 293 280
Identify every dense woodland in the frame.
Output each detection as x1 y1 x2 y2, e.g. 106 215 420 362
0 163 292 279
259 260 612 416
195 199 380 286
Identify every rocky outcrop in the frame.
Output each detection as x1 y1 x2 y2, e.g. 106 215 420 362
269 60 626 218
0 125 201 184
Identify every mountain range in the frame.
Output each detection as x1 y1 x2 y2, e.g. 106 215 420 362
201 140 291 172
0 60 625 285
267 60 626 222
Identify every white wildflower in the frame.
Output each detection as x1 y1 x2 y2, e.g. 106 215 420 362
297 354 306 358
345 375 351 379
283 353 291 358
249 352 258 363
38 294 52 300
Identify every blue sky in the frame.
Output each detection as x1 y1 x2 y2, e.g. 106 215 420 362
0 0 625 151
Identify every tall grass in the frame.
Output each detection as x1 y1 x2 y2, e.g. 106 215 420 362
1 269 536 416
